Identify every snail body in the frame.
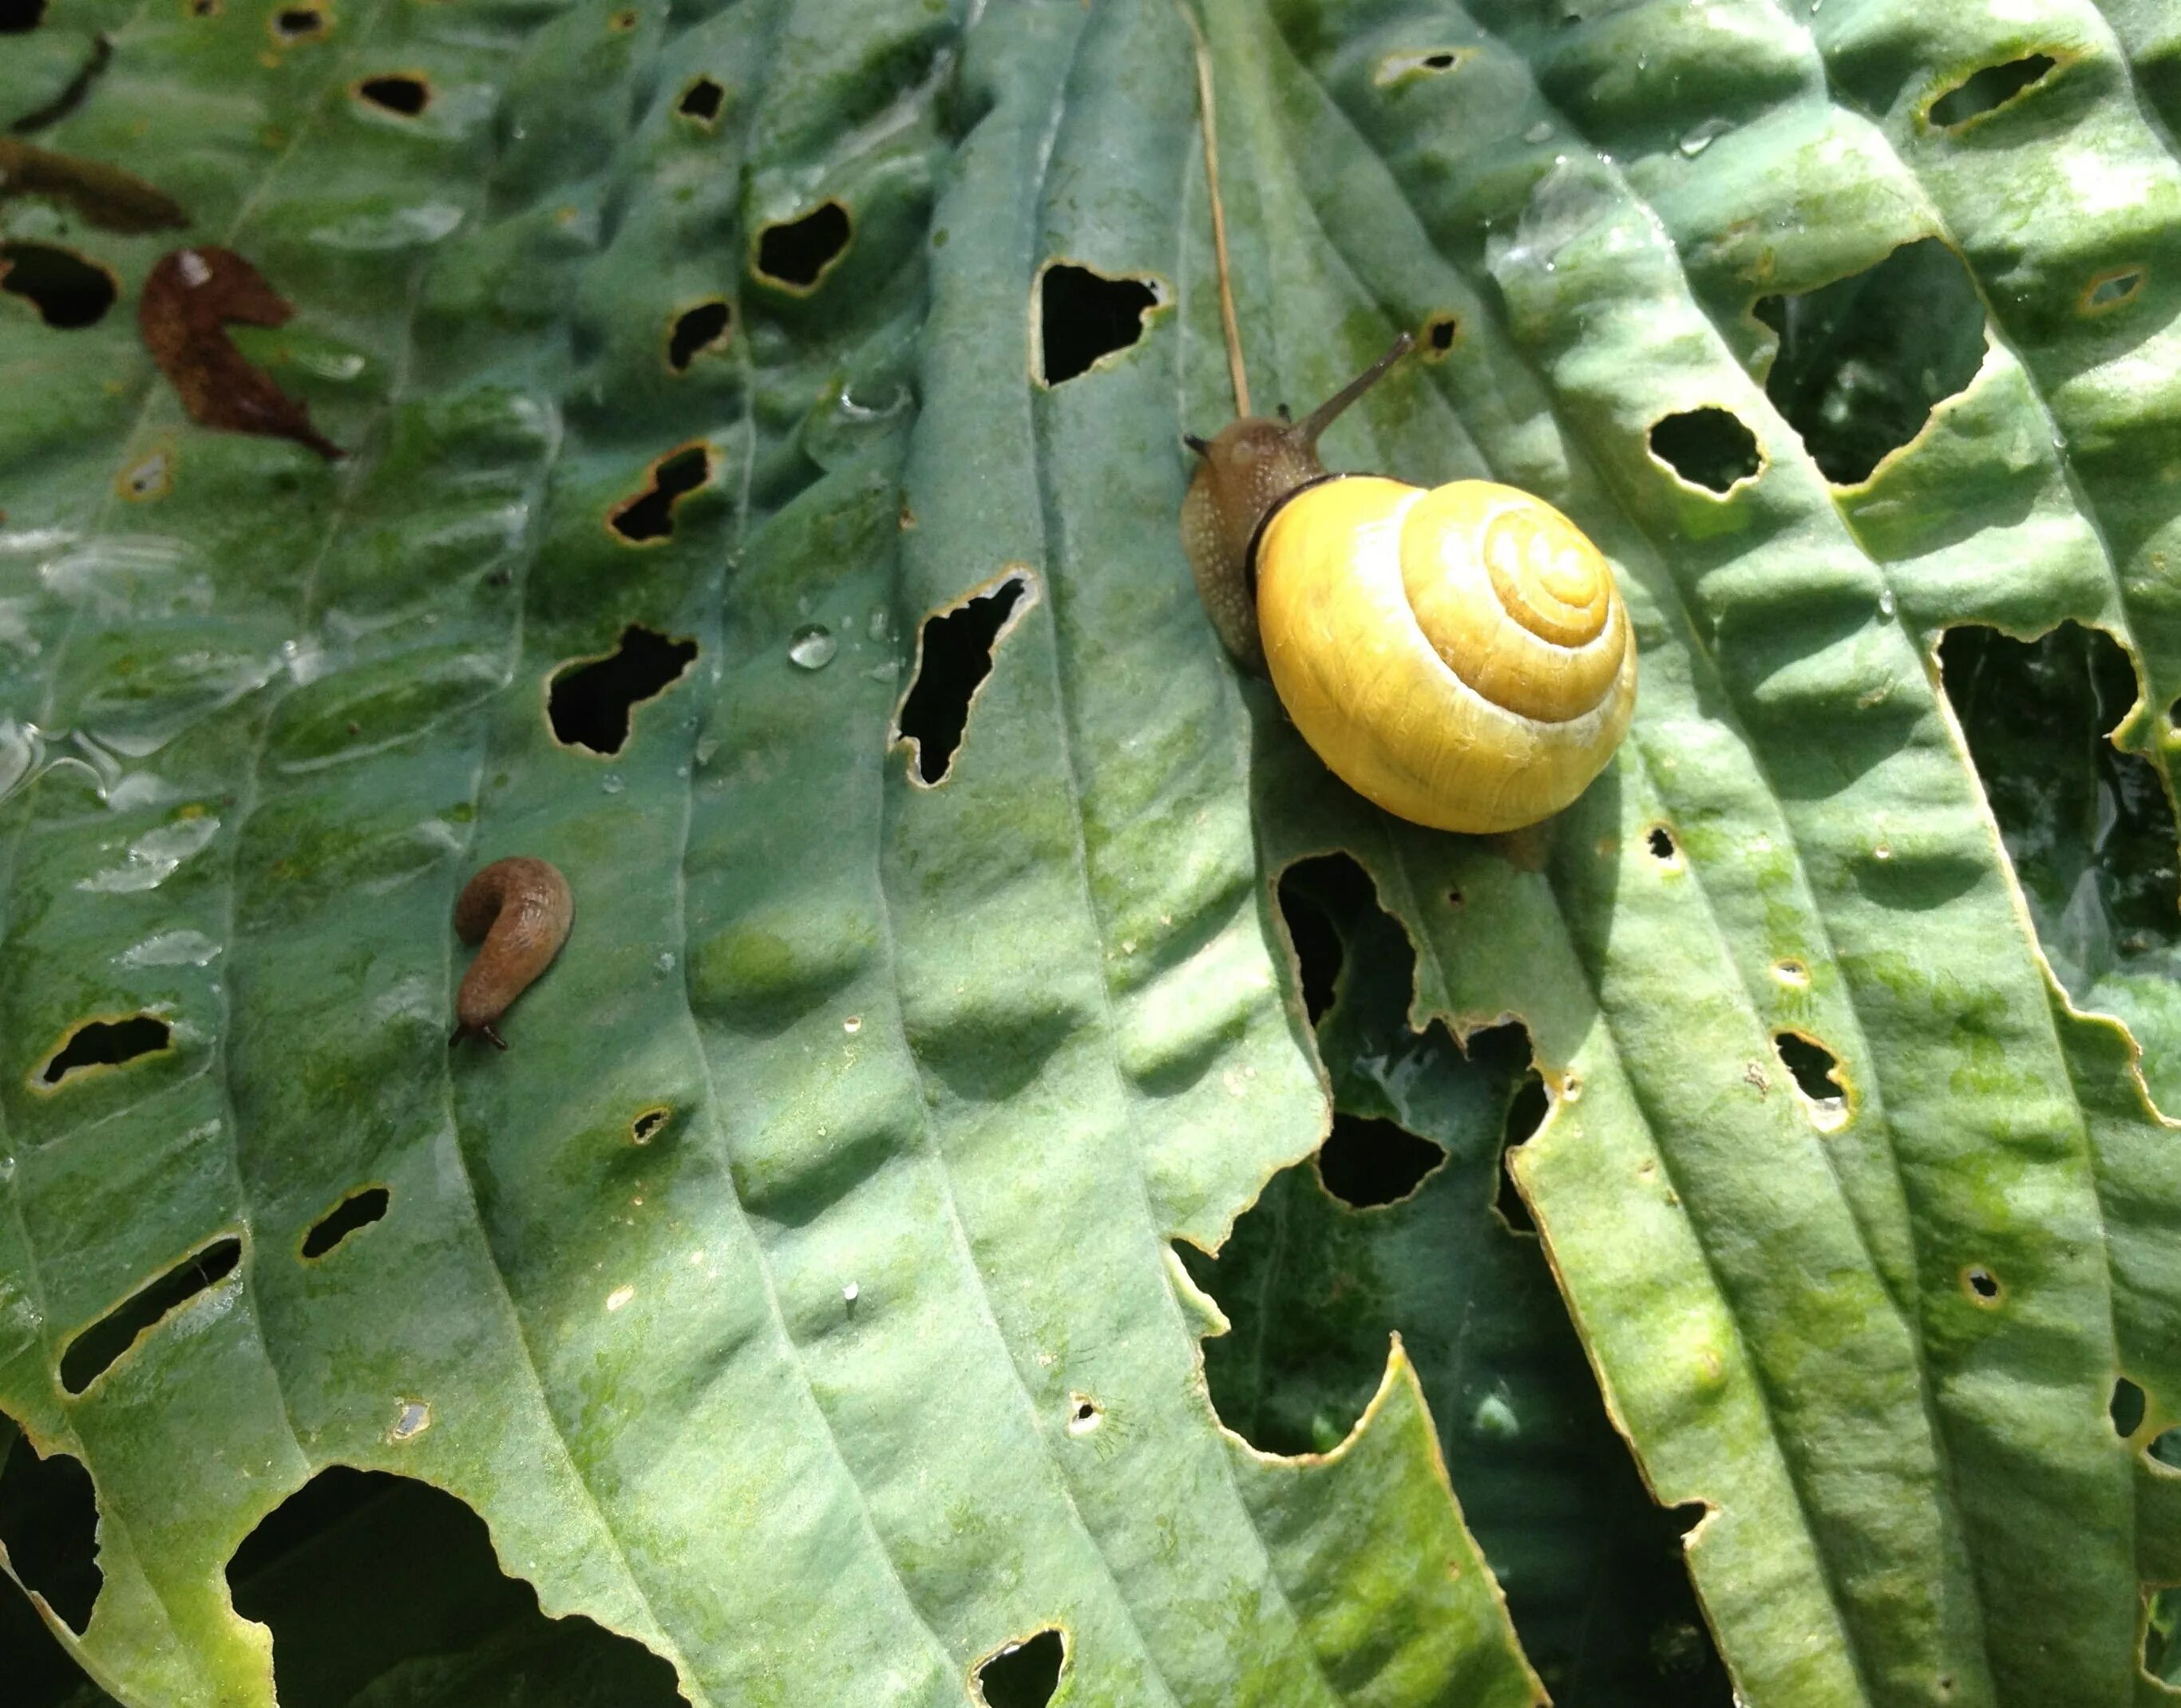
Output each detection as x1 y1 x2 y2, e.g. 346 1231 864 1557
1182 335 1636 835
452 857 573 1050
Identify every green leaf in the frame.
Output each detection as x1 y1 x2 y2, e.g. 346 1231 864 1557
8 0 2181 1704
0 1 1538 1705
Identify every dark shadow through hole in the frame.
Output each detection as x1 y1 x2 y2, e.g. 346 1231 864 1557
0 243 116 330
1277 859 1361 1026
1773 1032 1844 1102
609 445 712 544
1648 824 1678 861
1930 53 2056 127
677 76 723 122
2113 1375 2147 1438
1425 314 1458 353
228 1469 687 1708
61 1236 241 1394
753 200 849 290
1965 1265 2001 1302
1755 237 1985 484
301 1187 390 1260
975 1628 1065 1708
38 1014 171 1086
1938 623 2180 1111
547 624 698 755
0 0 48 30
667 299 730 371
631 1106 670 1144
1038 262 1162 385
355 74 427 116
1493 1047 1550 1235
897 574 1028 785
0 1432 99 1635
273 5 324 39
1649 407 1759 493
1318 1114 1447 1209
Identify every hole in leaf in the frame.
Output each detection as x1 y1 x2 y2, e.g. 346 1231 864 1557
191 0 217 15
667 299 731 373
2081 267 2144 316
974 1629 1065 1708
60 1236 242 1394
1962 1264 2001 1304
1647 824 1679 862
1318 1114 1447 1209
1773 1032 1844 1102
1276 860 1357 1025
1178 913 1729 1697
0 1432 99 1634
1375 47 1470 84
1929 53 2057 127
271 4 325 41
1036 261 1164 385
228 1469 687 1708
1493 1049 1550 1235
37 1014 172 1087
1940 623 2180 1114
2113 1375 2147 1438
300 1186 389 1259
895 571 1031 785
608 445 713 544
1754 237 1985 485
752 200 849 291
1649 407 1760 493
1066 1394 1101 1435
547 624 698 755
0 243 116 329
677 76 723 123
1423 314 1459 356
354 73 427 116
0 0 46 28
631 1105 670 1144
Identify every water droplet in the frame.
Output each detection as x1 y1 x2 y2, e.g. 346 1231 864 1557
1679 118 1731 157
601 772 625 794
1523 120 1554 144
788 624 837 670
867 607 889 642
1877 587 1897 619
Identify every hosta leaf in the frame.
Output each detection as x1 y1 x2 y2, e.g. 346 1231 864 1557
0 1 1538 1705
6 0 2181 1704
1177 0 2181 1702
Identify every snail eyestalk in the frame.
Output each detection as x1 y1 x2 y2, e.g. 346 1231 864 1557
1296 331 1415 449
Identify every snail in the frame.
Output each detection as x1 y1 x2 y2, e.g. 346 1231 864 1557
450 857 573 1050
1177 27 1635 836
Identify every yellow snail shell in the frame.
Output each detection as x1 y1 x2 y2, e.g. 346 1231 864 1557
1255 475 1636 834
1182 334 1637 836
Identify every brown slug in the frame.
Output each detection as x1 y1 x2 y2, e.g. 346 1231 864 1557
451 857 573 1050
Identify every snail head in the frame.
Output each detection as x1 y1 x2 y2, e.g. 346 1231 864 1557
1182 331 1415 673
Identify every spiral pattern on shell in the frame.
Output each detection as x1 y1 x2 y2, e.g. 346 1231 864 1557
1255 476 1637 834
